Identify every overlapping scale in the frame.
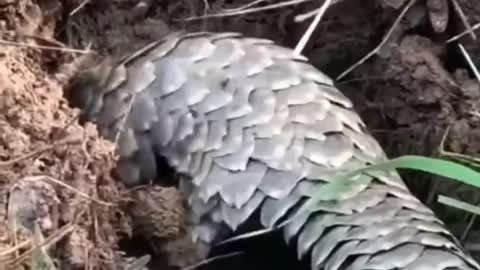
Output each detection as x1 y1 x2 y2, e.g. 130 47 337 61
74 31 480 270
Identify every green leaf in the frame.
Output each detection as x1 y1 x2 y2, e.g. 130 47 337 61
337 155 480 190
438 195 480 216
301 155 480 212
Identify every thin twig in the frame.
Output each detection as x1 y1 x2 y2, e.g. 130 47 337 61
0 39 92 54
0 136 81 168
0 239 31 257
336 0 417 81
126 255 151 270
294 0 333 56
220 0 267 12
177 0 312 21
294 0 343 22
8 223 76 268
113 93 137 150
450 0 476 40
426 177 440 206
458 43 480 83
215 225 283 246
181 251 244 270
22 175 116 207
219 211 302 246
84 245 90 270
294 7 322 22
31 223 57 270
335 76 388 85
53 113 81 142
4 31 70 49
438 126 480 166
447 22 480 43
461 194 480 242
69 0 90 16
202 0 211 11
11 214 19 259
201 0 211 31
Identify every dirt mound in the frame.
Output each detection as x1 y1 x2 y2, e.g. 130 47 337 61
0 1 185 269
0 2 126 269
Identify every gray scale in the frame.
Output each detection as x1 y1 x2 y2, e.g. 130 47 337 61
72 31 480 270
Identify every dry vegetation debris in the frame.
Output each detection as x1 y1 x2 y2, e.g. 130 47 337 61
0 1 186 269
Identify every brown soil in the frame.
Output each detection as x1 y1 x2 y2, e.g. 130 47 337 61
1 0 480 269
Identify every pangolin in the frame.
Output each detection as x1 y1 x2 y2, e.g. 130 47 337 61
66 31 480 270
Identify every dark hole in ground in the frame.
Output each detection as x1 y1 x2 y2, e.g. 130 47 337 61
200 208 309 270
118 204 311 270
118 233 174 269
201 230 306 270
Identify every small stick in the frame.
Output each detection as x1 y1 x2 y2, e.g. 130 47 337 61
0 39 91 54
450 0 476 40
177 0 313 21
294 0 343 22
215 227 278 246
113 93 137 151
69 0 90 16
294 0 333 56
458 43 480 83
22 175 116 207
0 239 31 257
181 251 244 270
0 136 81 168
447 22 480 43
220 0 267 12
461 194 480 242
336 0 417 81
8 223 76 268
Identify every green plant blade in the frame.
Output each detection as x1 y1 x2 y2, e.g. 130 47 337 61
301 155 480 212
339 155 480 188
438 195 480 216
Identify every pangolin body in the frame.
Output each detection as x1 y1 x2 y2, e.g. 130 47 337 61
68 32 480 270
